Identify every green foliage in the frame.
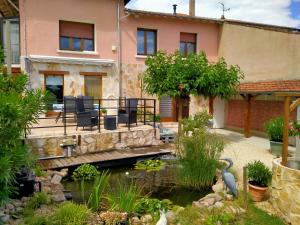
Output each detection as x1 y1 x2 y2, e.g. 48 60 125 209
24 214 49 225
0 68 45 205
143 51 244 99
265 117 284 142
176 206 202 225
72 164 100 181
204 213 235 225
181 111 212 134
247 160 272 187
100 108 107 114
108 182 141 213
88 170 111 211
50 202 91 225
177 130 224 190
135 198 173 215
27 192 51 210
135 159 165 172
33 164 46 177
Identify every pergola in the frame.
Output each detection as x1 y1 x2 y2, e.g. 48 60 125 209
239 80 300 166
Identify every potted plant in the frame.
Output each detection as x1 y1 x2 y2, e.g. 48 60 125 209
265 117 284 157
100 108 107 117
247 160 272 202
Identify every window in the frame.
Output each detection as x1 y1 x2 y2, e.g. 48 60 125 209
45 76 64 104
3 19 20 64
137 28 157 55
180 32 196 57
84 76 102 101
59 21 94 51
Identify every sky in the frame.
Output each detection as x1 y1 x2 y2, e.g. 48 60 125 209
127 0 300 28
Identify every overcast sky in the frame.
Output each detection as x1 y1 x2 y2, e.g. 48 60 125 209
127 0 300 28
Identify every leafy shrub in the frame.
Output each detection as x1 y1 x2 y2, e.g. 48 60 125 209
135 159 165 172
108 182 141 213
247 160 272 187
181 111 212 134
0 71 45 205
177 206 202 225
72 164 99 181
177 131 224 190
88 171 111 211
265 117 284 142
27 192 51 210
50 202 90 225
135 198 173 215
204 213 235 225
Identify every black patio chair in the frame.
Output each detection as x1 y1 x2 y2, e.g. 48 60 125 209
118 98 138 126
75 97 98 131
55 96 76 123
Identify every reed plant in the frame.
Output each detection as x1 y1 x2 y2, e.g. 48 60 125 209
88 170 111 211
108 182 142 213
177 112 224 190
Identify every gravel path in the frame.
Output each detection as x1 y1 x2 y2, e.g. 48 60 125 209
213 129 296 181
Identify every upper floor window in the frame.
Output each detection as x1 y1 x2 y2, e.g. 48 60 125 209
137 28 157 55
180 32 196 57
59 21 94 52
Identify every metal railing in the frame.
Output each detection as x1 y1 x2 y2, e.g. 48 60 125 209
25 97 157 137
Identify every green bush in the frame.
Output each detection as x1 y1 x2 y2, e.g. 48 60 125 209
135 198 173 215
72 164 99 181
177 206 202 225
108 182 141 213
204 213 235 225
265 117 284 142
134 159 165 172
181 111 212 134
50 202 91 225
27 192 51 210
0 71 45 205
177 131 224 190
247 160 272 187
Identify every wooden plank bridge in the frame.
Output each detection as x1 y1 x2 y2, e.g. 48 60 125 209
39 145 173 170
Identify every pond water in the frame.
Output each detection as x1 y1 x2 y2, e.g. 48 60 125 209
62 158 211 206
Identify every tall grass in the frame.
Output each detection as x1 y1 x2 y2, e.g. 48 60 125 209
177 130 224 190
88 170 111 211
108 182 141 213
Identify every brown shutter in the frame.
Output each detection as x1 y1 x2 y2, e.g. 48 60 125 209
180 32 196 43
59 21 94 39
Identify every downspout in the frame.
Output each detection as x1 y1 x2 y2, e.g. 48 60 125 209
117 0 122 98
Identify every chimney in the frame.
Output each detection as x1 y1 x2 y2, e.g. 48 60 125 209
173 4 177 15
189 0 195 16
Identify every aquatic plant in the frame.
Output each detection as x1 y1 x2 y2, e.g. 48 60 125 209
135 159 165 172
88 170 111 211
72 164 99 203
177 130 224 190
108 182 141 213
135 197 173 215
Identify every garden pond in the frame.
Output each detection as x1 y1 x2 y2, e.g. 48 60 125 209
62 156 211 206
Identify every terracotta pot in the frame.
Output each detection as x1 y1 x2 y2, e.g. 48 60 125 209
248 183 268 202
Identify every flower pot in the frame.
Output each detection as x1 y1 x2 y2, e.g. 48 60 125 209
248 182 268 202
269 141 283 157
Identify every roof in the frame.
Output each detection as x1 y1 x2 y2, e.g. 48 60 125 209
239 80 300 94
125 9 300 34
0 0 18 17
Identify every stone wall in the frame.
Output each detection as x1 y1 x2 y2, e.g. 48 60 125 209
26 128 161 158
271 158 300 225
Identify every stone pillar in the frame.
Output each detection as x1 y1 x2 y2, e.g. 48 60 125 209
296 106 300 159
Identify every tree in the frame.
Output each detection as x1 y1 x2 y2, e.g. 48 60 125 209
0 52 45 205
143 51 244 128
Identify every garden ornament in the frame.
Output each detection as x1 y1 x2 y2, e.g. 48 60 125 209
220 158 238 198
156 210 167 225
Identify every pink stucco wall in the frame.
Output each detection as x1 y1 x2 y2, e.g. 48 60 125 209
19 0 119 60
121 15 220 64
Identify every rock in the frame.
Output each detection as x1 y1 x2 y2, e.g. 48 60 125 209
141 214 153 223
21 197 30 203
224 194 234 201
12 200 23 208
192 201 205 209
212 182 223 194
85 137 95 144
130 216 141 225
51 174 63 184
0 214 10 223
166 211 177 223
115 142 126 150
15 207 23 213
201 193 223 202
214 201 224 209
52 193 66 202
201 197 216 207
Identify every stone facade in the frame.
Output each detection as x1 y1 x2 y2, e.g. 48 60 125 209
271 158 300 225
26 128 161 158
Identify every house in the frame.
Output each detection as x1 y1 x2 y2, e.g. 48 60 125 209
1 0 300 137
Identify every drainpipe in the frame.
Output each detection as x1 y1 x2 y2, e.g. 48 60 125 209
117 0 122 98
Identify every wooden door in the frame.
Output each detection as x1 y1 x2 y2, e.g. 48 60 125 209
84 76 102 101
